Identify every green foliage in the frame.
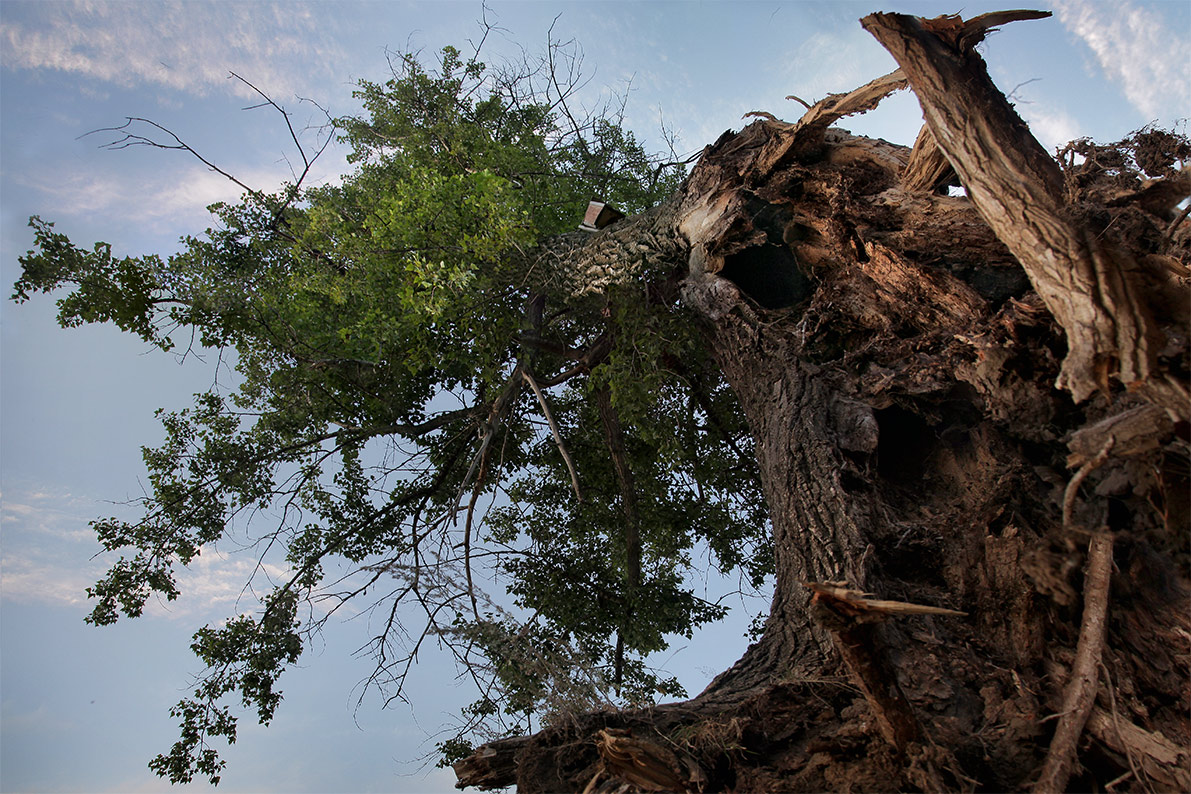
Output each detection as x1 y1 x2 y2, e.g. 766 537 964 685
14 218 175 349
148 590 302 785
13 40 769 784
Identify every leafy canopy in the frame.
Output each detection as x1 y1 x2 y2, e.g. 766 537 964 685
13 41 770 784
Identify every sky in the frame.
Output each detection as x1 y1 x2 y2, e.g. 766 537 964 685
1 1 1188 792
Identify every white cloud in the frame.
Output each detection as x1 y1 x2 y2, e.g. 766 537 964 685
0 483 292 620
1019 105 1082 153
1 486 123 607
0 489 100 542
144 547 291 620
1055 0 1190 119
0 0 350 101
16 143 350 234
0 554 95 606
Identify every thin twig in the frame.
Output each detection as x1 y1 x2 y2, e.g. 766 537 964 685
1100 661 1150 793
85 117 261 197
229 72 308 170
1165 202 1191 243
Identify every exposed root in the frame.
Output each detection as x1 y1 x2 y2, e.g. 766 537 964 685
1032 532 1115 794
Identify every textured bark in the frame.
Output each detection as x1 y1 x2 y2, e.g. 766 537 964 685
902 124 955 193
862 11 1187 415
456 10 1190 793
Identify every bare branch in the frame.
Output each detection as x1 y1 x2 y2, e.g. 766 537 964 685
84 117 261 197
522 369 583 502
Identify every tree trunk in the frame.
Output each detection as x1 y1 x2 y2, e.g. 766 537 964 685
456 10 1189 792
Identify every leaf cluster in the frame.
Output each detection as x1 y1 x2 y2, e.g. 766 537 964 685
13 39 768 784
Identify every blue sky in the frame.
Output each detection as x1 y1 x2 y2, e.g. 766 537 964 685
1 1 1187 792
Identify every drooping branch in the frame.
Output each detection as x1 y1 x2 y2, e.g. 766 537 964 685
861 11 1186 415
521 369 583 502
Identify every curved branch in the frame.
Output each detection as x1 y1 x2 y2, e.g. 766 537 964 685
522 369 583 502
1033 532 1114 794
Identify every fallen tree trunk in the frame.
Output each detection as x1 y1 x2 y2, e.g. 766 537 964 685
456 9 1190 792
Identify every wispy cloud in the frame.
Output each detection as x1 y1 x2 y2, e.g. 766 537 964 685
16 143 350 234
1054 0 1190 119
145 548 291 620
1 483 289 620
787 28 892 104
1 554 95 607
1 487 106 607
0 0 351 101
1019 105 1081 153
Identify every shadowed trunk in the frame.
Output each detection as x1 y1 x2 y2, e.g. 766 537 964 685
455 10 1189 792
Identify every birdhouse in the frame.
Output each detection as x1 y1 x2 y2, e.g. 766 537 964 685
579 199 625 232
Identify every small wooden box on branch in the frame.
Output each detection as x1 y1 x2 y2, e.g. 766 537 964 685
579 199 625 232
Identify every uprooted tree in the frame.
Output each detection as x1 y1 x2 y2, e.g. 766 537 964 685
13 9 1189 792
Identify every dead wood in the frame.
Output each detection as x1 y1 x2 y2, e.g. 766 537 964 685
1085 708 1191 792
753 69 908 177
902 124 955 193
1066 405 1174 468
453 734 533 790
862 11 1186 417
806 582 969 756
455 10 1190 791
588 728 706 792
808 583 926 751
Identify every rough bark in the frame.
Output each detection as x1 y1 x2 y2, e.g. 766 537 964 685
902 124 955 194
862 11 1188 415
456 9 1189 793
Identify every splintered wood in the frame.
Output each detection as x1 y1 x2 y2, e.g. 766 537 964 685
862 11 1188 416
805 581 967 623
807 582 966 752
585 729 705 794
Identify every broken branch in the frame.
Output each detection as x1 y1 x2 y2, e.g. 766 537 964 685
902 124 955 193
807 582 966 751
862 11 1173 411
754 69 907 176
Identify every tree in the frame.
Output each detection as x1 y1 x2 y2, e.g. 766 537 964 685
12 9 1189 793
